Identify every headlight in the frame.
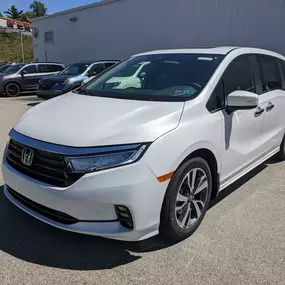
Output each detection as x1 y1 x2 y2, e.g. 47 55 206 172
65 144 148 173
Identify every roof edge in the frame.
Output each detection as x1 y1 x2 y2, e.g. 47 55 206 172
31 0 120 23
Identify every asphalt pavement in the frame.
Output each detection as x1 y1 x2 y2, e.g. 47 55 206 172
0 96 285 285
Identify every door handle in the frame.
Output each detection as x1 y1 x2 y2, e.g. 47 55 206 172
254 106 265 117
266 102 275 111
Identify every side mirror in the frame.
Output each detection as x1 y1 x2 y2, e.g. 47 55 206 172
88 69 96 77
21 70 27 77
226 90 258 111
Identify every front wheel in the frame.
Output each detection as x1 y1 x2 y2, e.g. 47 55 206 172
5 83 21 97
160 157 212 241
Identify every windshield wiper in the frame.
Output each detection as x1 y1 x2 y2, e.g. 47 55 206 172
74 88 95 96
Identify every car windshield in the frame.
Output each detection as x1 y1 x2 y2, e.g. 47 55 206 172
58 63 91 76
4 64 26 74
79 54 224 101
0 64 11 72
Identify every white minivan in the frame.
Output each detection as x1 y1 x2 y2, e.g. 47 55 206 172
2 47 285 241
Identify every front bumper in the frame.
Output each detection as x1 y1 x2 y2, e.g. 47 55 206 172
2 150 168 241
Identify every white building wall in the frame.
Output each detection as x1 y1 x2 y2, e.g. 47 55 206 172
32 0 285 64
0 18 8 28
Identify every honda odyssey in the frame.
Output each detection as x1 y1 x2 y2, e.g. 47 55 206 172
2 47 285 241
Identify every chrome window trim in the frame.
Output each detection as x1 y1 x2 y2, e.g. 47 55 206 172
9 129 141 156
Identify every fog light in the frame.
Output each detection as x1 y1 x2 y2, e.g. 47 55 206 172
115 205 133 229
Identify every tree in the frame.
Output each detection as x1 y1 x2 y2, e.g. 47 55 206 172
4 5 24 19
20 12 36 23
29 1 47 17
0 12 3 18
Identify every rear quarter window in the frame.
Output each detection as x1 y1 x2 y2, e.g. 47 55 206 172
52 65 64 72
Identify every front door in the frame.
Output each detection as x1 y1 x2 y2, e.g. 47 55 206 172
21 64 42 91
220 55 268 184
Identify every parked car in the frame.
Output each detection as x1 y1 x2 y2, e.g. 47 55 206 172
81 60 146 86
37 60 118 99
0 62 7 68
3 47 285 241
0 63 65 97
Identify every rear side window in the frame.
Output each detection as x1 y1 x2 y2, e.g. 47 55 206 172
90 63 105 74
257 55 282 92
105 62 116 69
52 65 64 72
39 65 53 73
223 56 255 95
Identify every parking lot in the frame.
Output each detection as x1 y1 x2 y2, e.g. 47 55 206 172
1 96 285 285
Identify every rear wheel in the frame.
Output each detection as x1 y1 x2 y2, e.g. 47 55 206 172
5 83 21 97
160 157 212 241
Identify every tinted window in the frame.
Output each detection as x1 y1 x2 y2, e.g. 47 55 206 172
58 63 90 76
39 64 53 73
258 55 282 92
105 62 116 69
223 56 255 95
90 63 105 74
22 65 37 74
206 81 225 112
52 65 64 72
81 54 224 101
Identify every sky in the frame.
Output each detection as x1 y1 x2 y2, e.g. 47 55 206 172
0 0 100 15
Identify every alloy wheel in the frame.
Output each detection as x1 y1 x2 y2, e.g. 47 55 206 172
6 83 20 97
175 168 209 229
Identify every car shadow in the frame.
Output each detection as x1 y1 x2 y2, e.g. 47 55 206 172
0 161 269 270
27 102 41 107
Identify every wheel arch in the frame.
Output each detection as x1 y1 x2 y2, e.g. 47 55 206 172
177 148 220 200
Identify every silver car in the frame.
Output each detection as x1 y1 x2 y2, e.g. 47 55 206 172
0 63 65 97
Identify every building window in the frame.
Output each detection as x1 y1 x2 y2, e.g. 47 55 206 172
44 31 54 43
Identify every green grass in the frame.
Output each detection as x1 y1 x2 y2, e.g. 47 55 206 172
0 32 34 62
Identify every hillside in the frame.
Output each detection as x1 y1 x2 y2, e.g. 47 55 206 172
0 32 34 62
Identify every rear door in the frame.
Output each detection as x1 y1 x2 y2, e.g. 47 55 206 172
257 55 285 151
21 64 40 91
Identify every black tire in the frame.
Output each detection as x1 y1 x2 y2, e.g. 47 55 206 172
160 157 212 241
5 82 21 97
277 134 285 160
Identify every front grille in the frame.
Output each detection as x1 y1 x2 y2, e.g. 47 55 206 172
6 139 83 187
7 186 79 224
39 82 54 90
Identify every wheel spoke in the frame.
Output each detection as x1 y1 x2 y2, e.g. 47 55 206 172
176 192 188 211
190 169 197 191
179 203 191 228
191 200 205 219
176 192 188 203
194 176 208 195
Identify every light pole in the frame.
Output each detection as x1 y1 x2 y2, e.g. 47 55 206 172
20 30 25 62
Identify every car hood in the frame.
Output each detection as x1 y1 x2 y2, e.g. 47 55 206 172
40 74 75 83
14 93 184 147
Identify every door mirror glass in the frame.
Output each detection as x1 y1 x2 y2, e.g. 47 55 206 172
227 90 258 110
